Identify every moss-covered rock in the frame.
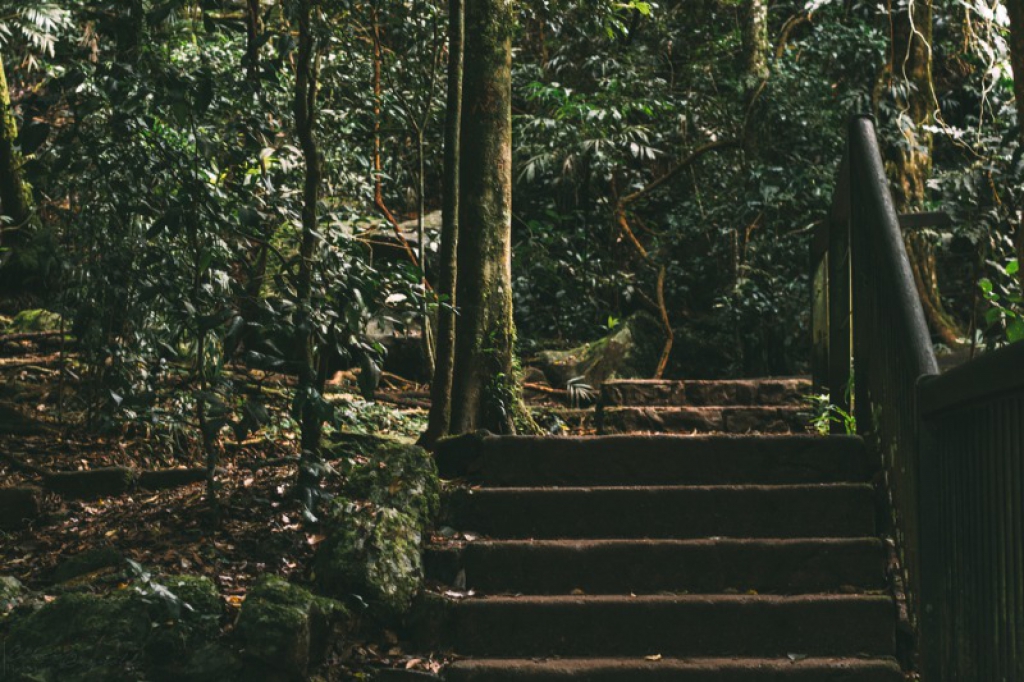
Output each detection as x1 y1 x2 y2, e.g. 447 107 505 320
2 573 225 682
343 443 440 528
315 504 424 619
535 311 665 387
0 575 26 618
6 309 62 333
235 575 347 682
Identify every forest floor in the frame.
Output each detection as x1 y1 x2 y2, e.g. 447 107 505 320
0 329 589 677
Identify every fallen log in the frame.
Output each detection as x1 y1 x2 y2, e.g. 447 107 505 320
44 467 137 500
3 450 214 500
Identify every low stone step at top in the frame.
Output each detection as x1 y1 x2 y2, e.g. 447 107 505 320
444 657 903 681
601 378 812 408
425 593 896 658
425 537 886 596
597 406 812 435
436 434 869 486
446 483 875 540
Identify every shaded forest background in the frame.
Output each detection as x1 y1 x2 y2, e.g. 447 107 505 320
3 1 1024 678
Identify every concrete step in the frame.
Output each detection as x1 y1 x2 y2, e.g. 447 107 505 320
597 406 812 435
600 378 812 408
428 594 895 658
436 435 869 486
444 657 903 681
446 484 875 540
425 537 886 595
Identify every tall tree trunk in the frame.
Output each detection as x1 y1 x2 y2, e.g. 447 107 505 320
890 0 961 345
294 0 325 501
449 0 522 435
422 0 464 446
1007 0 1024 292
0 57 37 265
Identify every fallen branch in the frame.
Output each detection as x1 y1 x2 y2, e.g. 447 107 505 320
240 455 301 470
375 393 430 409
523 382 568 397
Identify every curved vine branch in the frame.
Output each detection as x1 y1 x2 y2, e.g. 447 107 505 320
613 139 741 378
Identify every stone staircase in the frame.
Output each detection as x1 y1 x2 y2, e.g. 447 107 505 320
422 396 902 680
597 378 813 435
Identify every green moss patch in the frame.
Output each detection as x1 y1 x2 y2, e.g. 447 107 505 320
236 575 347 681
2 573 225 682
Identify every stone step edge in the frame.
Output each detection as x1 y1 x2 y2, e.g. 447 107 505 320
597 406 813 436
435 593 892 607
435 433 864 482
451 482 873 494
427 537 885 550
600 378 812 408
444 656 902 673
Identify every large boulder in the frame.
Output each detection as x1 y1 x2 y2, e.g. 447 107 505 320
534 312 665 387
235 575 347 682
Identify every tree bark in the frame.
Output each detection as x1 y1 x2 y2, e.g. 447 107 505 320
449 0 521 435
890 0 934 209
741 0 769 82
0 57 37 259
294 0 325 496
422 0 464 446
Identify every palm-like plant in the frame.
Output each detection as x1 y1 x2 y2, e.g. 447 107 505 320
0 1 72 65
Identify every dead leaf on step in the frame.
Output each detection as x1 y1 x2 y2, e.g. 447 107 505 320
645 654 662 661
571 588 585 595
787 653 808 663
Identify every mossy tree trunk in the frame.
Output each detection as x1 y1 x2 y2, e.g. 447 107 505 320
741 0 769 82
449 0 522 435
0 56 39 267
889 0 961 346
890 0 933 208
423 0 464 446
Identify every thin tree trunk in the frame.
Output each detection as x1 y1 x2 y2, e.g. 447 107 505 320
1007 0 1024 292
422 0 464 446
449 0 523 435
416 128 436 374
294 0 324 498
